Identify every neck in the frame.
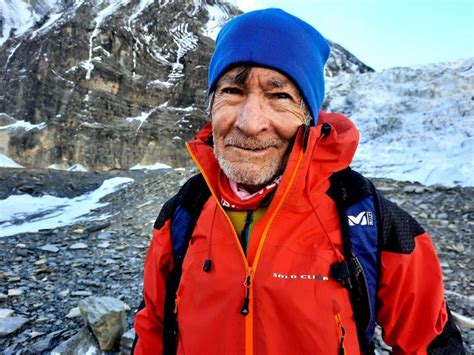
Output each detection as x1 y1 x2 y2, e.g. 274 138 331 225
239 183 265 194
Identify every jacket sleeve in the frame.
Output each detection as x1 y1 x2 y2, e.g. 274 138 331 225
376 195 464 354
134 221 174 355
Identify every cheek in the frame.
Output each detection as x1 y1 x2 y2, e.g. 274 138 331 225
274 120 302 141
270 107 306 139
211 104 238 134
211 113 231 142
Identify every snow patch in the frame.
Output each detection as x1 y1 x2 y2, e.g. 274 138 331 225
168 106 194 112
0 0 62 45
130 162 171 170
5 41 22 67
203 3 230 40
128 0 154 24
1 0 35 45
68 163 87 172
148 47 171 65
0 177 134 237
30 12 62 39
0 120 46 131
168 22 199 82
0 154 23 168
147 79 174 88
126 107 157 131
48 163 88 172
84 0 130 79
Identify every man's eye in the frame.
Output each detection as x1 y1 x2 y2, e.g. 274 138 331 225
273 92 292 99
221 87 242 95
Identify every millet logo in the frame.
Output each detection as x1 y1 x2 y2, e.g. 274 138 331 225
348 211 374 226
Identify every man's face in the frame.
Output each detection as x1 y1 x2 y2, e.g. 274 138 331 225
211 67 308 190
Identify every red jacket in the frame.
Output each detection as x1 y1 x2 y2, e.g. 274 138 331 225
134 112 449 354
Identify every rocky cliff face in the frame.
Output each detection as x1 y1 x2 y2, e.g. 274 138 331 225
0 0 373 170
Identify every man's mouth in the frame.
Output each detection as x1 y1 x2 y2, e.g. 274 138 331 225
223 135 281 154
227 145 273 152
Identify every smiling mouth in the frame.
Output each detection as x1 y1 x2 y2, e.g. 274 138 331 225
228 145 274 152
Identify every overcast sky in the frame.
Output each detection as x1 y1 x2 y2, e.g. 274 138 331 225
230 0 474 71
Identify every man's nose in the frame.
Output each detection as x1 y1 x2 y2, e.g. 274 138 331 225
236 94 270 136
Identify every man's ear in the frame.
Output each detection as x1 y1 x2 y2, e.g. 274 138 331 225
206 92 215 116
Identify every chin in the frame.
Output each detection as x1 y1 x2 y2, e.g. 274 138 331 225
219 159 280 187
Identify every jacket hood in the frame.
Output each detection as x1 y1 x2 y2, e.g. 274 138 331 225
310 111 360 175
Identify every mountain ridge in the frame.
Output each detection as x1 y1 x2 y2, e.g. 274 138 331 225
0 0 373 171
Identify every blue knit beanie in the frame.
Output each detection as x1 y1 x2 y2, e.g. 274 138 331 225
208 8 330 124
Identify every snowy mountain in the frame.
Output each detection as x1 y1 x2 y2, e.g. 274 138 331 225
0 0 61 45
0 0 371 171
1 0 471 187
325 58 474 186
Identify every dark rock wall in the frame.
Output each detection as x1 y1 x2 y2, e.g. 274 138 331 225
0 0 371 170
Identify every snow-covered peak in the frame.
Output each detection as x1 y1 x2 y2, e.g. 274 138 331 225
202 1 233 40
326 57 474 186
0 0 61 45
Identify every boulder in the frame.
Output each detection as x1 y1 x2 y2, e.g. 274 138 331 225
0 316 28 337
50 328 100 354
120 328 136 355
66 307 81 319
0 309 14 319
31 330 65 353
78 296 130 351
40 244 60 253
69 242 88 250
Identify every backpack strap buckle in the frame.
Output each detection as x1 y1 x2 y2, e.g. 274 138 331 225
331 260 353 290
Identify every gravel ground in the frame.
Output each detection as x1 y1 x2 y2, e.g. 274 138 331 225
0 167 472 353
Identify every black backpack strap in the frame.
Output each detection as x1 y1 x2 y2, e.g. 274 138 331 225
132 174 211 355
163 174 211 354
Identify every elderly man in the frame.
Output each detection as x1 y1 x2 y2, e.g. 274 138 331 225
134 8 464 354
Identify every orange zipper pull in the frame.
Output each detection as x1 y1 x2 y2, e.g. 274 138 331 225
241 267 253 316
333 301 346 355
174 295 180 314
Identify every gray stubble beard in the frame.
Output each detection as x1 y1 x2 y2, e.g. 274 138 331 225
213 144 286 188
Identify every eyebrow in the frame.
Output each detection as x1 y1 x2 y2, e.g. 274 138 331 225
267 78 292 88
216 76 239 86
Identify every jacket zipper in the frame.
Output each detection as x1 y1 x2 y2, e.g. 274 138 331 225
186 141 305 355
241 267 253 315
335 312 347 355
174 294 181 315
333 300 347 355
